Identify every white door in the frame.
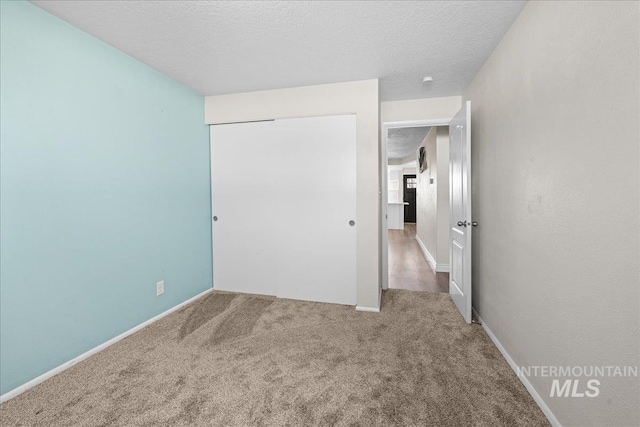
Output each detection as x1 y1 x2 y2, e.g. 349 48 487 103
210 121 279 296
449 101 473 323
210 115 357 305
273 116 357 305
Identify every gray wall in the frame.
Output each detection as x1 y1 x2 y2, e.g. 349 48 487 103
435 127 450 267
464 1 639 425
417 129 438 260
416 127 450 269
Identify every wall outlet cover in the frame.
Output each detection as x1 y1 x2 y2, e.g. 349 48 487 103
156 280 165 296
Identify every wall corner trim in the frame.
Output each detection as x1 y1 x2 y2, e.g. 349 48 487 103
472 308 562 427
0 287 215 404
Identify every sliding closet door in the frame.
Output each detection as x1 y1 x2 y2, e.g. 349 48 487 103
210 115 357 305
274 115 357 305
210 121 278 296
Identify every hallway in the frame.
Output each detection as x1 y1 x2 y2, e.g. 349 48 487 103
388 224 449 293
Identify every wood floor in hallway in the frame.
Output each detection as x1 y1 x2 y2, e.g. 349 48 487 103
388 223 449 293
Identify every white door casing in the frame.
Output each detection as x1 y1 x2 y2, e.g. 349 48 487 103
210 115 357 305
449 101 472 323
381 119 453 290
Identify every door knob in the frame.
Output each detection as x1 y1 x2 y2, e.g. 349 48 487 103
349 220 355 226
213 216 218 222
457 220 467 227
471 221 478 227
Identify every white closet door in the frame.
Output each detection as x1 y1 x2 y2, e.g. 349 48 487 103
210 115 357 305
210 121 278 296
273 115 357 305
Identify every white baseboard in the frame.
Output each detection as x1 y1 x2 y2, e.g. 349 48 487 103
472 308 561 427
356 299 381 313
435 264 450 273
0 287 214 404
355 306 380 313
415 235 450 273
415 234 436 270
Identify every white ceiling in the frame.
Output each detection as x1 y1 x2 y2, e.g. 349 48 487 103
388 127 431 160
31 0 526 101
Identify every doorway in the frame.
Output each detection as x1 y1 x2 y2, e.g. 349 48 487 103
381 120 452 293
380 103 472 322
403 174 417 223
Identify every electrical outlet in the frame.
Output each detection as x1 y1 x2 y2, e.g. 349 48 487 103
156 280 164 296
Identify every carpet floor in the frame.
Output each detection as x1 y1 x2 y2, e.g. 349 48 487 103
0 290 549 426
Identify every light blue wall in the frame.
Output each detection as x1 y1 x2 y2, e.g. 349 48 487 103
0 1 212 395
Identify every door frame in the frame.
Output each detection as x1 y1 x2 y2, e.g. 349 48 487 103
402 174 417 223
380 118 452 290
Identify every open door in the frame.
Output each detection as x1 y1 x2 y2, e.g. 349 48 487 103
449 101 473 323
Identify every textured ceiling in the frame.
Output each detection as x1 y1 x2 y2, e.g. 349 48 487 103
388 127 431 159
30 1 526 101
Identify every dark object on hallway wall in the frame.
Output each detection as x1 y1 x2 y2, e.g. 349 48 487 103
418 146 427 173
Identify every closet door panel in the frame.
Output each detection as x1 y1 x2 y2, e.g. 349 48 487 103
274 115 357 305
210 121 278 296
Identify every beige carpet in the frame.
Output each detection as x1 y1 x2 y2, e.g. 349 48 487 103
0 290 549 426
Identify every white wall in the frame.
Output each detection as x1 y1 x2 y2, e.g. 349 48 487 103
205 79 380 310
400 152 417 165
464 1 639 425
435 127 450 268
417 128 437 260
387 167 401 203
401 167 416 177
416 127 449 270
388 153 417 166
381 96 461 123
